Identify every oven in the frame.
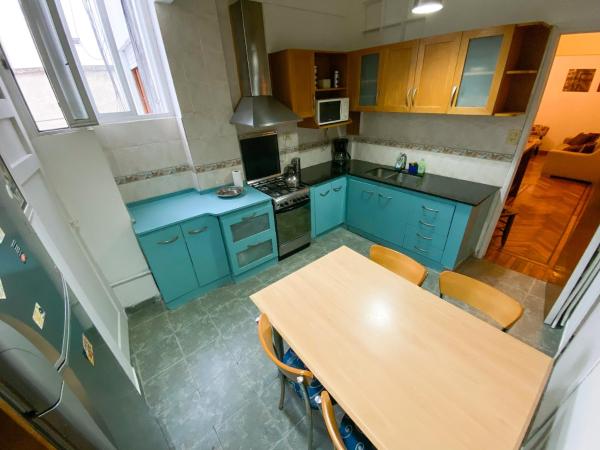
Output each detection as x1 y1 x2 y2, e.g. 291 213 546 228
275 198 311 259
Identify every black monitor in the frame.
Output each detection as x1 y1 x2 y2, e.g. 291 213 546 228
239 132 281 182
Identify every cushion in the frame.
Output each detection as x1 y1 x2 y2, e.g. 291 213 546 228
340 414 376 450
566 133 600 145
581 143 597 154
282 348 323 409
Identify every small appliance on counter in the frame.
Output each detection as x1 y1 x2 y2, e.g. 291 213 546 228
332 138 351 166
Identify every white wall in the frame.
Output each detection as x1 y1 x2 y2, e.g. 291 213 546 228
32 130 160 307
534 33 600 150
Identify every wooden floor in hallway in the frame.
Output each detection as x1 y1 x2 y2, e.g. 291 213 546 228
485 152 593 281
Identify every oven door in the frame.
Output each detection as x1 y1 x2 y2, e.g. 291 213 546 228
275 199 311 258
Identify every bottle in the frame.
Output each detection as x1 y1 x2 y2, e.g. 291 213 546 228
418 158 426 176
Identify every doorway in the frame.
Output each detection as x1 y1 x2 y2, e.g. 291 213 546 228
486 32 600 290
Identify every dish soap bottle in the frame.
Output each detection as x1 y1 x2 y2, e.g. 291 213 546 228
418 158 426 176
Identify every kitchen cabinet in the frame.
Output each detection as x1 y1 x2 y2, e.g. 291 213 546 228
346 177 379 236
448 26 514 115
379 40 419 112
138 225 199 303
220 203 278 276
410 33 462 114
181 215 230 287
311 177 347 237
348 48 384 112
269 49 315 118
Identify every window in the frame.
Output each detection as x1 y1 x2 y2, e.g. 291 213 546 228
0 0 170 132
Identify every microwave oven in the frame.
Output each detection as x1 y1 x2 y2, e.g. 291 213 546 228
316 98 349 126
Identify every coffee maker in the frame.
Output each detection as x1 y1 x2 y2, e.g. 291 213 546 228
332 138 350 166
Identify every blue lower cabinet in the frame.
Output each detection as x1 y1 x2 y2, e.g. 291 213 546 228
138 225 199 303
220 202 278 277
346 178 378 236
374 184 410 247
311 177 346 237
181 215 230 286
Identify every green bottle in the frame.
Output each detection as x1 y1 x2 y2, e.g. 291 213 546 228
418 158 426 176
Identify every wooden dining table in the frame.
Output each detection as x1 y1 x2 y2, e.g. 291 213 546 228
250 246 552 450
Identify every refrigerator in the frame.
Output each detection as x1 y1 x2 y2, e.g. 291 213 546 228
0 158 170 449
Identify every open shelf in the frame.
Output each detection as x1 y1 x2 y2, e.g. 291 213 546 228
316 87 346 92
298 118 352 129
494 111 525 117
505 69 538 75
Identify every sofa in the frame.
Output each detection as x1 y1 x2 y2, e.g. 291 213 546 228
542 132 600 183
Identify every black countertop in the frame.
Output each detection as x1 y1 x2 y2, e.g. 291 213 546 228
300 160 499 206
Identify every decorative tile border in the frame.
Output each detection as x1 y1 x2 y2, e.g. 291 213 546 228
351 136 514 162
114 164 190 185
194 158 241 173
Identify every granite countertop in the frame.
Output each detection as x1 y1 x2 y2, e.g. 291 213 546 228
128 187 272 235
301 160 499 206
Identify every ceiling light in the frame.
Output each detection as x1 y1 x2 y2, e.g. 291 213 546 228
412 0 444 14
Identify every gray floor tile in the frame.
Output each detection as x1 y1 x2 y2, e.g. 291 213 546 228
176 314 221 356
127 298 166 329
129 313 173 355
176 429 223 450
142 359 196 416
186 338 238 387
168 298 211 332
135 333 185 383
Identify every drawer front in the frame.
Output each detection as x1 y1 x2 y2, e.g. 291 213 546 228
221 203 275 246
402 229 445 262
408 196 455 235
231 234 277 275
139 225 198 302
181 215 230 286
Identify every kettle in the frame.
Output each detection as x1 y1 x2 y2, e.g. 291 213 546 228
284 160 300 188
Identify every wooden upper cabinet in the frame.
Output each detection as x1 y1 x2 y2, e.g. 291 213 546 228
448 26 515 115
348 48 384 112
269 49 315 118
411 33 462 114
380 40 419 112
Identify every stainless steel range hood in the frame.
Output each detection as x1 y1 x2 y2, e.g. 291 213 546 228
229 0 301 128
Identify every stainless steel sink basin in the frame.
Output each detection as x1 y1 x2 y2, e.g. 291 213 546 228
363 167 398 179
385 171 423 183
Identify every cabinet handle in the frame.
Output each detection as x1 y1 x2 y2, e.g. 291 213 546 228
362 190 375 196
414 245 429 254
378 193 392 200
416 232 433 241
422 205 439 213
157 235 178 245
241 212 257 221
449 85 458 107
333 186 343 192
188 226 208 235
320 190 330 197
419 219 435 228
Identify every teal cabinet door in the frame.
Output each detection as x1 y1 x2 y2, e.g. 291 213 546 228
139 225 199 303
181 215 230 286
346 178 377 236
375 184 410 246
330 178 347 228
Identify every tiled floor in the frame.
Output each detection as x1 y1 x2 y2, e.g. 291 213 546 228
127 228 562 450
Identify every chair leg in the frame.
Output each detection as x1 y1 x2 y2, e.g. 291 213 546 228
300 383 313 450
278 372 286 410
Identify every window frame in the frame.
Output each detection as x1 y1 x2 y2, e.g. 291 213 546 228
0 0 176 136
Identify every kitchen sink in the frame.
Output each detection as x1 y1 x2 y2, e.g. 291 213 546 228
385 171 423 183
363 167 398 179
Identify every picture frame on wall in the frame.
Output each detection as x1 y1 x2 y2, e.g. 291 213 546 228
563 68 596 92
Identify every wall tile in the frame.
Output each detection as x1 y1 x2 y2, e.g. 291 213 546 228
118 172 196 204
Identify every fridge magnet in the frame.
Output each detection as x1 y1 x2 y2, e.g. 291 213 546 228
563 68 596 92
82 334 95 366
32 302 46 330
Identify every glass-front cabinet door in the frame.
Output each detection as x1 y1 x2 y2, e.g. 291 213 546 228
449 26 514 115
349 49 383 111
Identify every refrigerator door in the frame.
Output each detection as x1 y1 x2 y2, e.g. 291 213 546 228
58 285 170 450
0 160 68 369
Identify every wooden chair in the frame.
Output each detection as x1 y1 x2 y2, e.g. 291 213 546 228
319 391 345 450
438 271 524 331
370 244 427 286
318 391 375 450
257 314 317 450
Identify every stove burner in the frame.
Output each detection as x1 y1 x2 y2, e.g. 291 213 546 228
252 176 310 211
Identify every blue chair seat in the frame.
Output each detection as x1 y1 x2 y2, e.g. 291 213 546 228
340 414 376 450
282 348 323 409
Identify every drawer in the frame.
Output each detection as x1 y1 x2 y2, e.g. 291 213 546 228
221 203 274 245
231 235 277 275
409 196 455 235
403 229 445 262
404 225 447 250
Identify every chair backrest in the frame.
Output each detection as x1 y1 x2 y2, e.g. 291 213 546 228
438 271 524 331
370 245 427 286
320 391 346 450
257 313 313 383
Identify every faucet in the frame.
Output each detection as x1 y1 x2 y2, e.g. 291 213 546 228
395 153 407 172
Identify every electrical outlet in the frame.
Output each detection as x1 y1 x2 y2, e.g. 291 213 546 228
506 129 521 145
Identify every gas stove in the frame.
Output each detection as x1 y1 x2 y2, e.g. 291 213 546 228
252 176 310 211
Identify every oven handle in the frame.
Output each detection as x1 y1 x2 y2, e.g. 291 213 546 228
275 198 310 214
